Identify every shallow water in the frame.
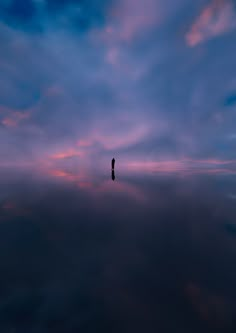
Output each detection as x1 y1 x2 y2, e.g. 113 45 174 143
0 168 236 332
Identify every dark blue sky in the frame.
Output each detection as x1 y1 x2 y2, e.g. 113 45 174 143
0 0 236 178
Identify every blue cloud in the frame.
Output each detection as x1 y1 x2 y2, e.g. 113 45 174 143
0 0 112 32
224 93 236 107
0 0 236 165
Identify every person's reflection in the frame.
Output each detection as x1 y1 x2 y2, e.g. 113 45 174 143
111 169 115 181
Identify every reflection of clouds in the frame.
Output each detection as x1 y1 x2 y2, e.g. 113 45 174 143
94 179 147 203
125 160 186 173
0 200 30 218
34 154 236 203
224 222 236 236
46 168 88 183
44 166 147 203
186 283 230 327
0 165 235 331
123 159 236 175
227 194 236 200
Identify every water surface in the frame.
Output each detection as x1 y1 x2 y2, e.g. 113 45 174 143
0 168 236 332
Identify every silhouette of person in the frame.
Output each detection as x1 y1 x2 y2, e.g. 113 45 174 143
111 169 115 181
111 158 115 170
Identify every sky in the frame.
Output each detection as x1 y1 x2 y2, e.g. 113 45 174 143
0 0 236 178
1 3 236 330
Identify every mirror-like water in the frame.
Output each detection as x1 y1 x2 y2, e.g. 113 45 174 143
0 168 235 332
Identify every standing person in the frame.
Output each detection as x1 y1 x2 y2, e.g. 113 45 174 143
111 158 115 169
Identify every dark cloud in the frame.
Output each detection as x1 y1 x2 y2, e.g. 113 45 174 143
224 93 236 107
0 0 40 31
1 0 36 21
0 0 112 32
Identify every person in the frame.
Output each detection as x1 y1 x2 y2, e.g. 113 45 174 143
111 169 115 181
111 158 115 169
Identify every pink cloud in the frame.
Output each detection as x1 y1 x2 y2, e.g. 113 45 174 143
92 0 160 44
123 158 236 175
76 113 158 151
111 0 159 42
0 109 30 128
0 83 65 130
1 200 30 217
2 117 18 127
184 158 235 165
50 148 84 160
77 139 93 148
186 0 236 47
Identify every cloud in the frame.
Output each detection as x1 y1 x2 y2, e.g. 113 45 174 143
85 116 155 151
95 179 147 203
227 193 236 199
0 0 36 24
0 108 30 128
186 0 236 47
0 200 30 218
122 158 236 175
50 148 84 160
106 0 160 42
0 0 111 32
0 0 236 170
224 92 236 106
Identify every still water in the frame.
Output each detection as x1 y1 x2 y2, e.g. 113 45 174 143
0 167 236 332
